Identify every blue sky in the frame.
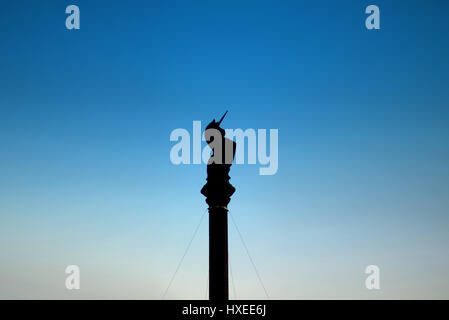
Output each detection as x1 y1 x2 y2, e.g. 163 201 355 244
1 0 449 298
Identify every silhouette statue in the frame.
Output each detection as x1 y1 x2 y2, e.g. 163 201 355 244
201 111 236 301
201 111 236 208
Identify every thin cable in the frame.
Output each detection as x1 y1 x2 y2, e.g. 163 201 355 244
229 254 237 300
229 212 269 299
205 271 209 300
162 209 207 299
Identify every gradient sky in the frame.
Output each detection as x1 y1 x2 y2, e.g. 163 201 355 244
1 0 449 299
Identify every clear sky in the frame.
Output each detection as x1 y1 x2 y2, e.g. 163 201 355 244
1 0 448 299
